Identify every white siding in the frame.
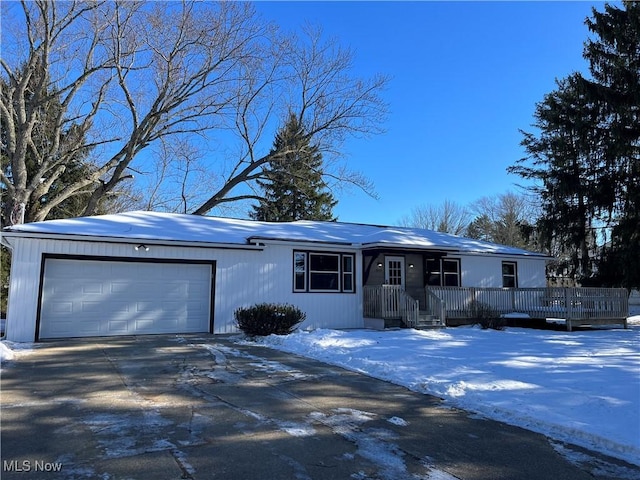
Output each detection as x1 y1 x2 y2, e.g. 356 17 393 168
460 254 547 288
5 237 43 342
515 257 548 287
212 243 363 333
4 237 363 341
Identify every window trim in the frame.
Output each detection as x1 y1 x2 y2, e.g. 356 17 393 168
502 261 518 288
293 250 356 294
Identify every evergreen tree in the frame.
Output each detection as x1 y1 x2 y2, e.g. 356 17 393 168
509 2 639 287
583 1 640 288
466 215 494 243
251 113 337 222
510 74 601 281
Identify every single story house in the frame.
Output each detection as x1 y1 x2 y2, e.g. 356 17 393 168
1 211 552 342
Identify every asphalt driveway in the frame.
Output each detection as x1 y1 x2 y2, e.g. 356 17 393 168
1 334 637 480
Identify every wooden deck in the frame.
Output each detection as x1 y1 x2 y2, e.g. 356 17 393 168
426 286 629 331
363 286 629 331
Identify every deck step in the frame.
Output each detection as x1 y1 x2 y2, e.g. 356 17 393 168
414 313 444 329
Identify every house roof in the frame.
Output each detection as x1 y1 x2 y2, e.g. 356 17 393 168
2 211 548 257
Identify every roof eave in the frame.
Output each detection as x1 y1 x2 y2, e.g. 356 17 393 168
248 235 355 247
0 230 264 251
361 242 460 252
361 242 551 258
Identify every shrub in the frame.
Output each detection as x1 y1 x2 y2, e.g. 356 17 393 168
469 300 505 330
234 303 306 337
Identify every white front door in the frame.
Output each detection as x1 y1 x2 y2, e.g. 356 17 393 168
384 256 405 288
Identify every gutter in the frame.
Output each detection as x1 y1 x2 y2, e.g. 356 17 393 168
247 236 355 248
0 231 265 251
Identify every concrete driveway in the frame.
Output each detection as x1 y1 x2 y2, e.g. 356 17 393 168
1 335 637 480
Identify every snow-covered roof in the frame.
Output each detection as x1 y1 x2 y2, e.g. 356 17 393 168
2 211 548 257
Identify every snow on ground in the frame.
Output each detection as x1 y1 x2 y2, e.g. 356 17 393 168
0 341 14 362
251 323 640 467
0 340 35 364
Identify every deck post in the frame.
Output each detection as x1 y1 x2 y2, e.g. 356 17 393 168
565 288 573 332
441 300 447 326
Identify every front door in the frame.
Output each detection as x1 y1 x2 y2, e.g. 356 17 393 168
385 256 405 288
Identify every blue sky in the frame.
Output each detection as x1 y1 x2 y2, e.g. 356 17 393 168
254 1 604 226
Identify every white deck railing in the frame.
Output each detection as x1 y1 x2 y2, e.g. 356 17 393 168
363 285 420 327
426 286 629 330
424 287 447 325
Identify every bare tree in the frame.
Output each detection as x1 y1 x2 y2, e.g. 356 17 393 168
398 199 470 235
467 192 540 248
192 24 386 214
132 136 218 214
1 1 387 223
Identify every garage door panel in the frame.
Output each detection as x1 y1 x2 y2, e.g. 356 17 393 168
82 283 103 294
110 282 129 294
49 302 73 314
81 301 103 314
108 320 128 332
39 259 212 339
79 262 107 276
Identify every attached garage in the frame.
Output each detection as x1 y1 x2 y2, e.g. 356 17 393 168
37 256 214 339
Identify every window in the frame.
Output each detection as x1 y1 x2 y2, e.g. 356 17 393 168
310 253 340 291
426 258 441 286
442 259 460 286
342 255 354 292
426 258 460 287
293 251 355 293
294 252 306 291
502 262 518 288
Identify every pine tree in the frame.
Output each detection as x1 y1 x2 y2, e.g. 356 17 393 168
582 1 640 288
251 113 337 222
509 2 640 287
510 74 601 281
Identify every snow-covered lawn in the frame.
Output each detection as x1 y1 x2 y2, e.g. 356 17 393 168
250 320 640 467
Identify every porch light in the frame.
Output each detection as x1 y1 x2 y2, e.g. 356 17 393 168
376 262 383 269
135 244 149 251
409 264 415 268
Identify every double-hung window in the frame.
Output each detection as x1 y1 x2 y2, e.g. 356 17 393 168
426 258 460 287
293 251 355 293
502 262 518 288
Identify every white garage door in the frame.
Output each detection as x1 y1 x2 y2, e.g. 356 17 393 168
39 258 212 339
